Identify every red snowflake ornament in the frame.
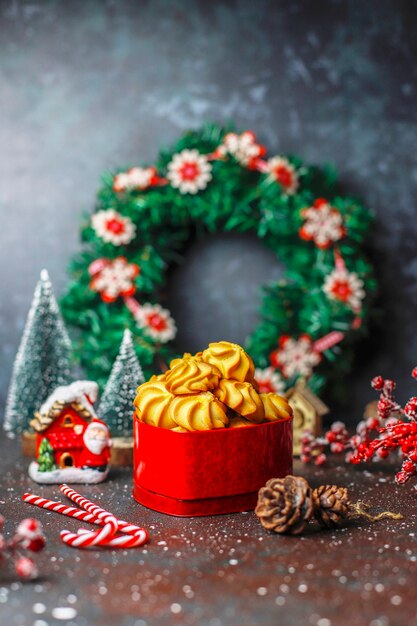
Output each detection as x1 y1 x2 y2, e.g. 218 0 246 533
323 267 365 311
254 367 285 394
167 149 212 194
113 166 158 193
299 198 346 249
89 257 140 303
215 131 266 168
270 334 321 379
266 156 299 194
134 303 177 343
91 209 136 246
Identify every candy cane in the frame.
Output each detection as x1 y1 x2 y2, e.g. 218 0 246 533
76 528 147 548
313 331 345 354
23 493 98 523
59 485 146 538
23 492 147 540
60 512 118 548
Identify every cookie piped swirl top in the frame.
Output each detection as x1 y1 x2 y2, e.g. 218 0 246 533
201 341 255 383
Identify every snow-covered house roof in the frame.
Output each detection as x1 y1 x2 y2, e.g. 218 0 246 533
30 381 98 433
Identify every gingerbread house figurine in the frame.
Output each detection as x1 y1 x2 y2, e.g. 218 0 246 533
286 378 329 456
28 381 112 484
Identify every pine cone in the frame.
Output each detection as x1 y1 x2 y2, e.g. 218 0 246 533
312 484 350 528
255 476 313 535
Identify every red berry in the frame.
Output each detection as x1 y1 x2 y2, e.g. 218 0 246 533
326 431 337 443
371 376 384 390
402 459 416 474
331 421 346 434
366 417 380 431
377 448 389 459
315 453 326 466
384 379 396 393
404 398 417 420
16 518 42 539
331 442 345 454
15 556 38 580
395 471 409 484
26 536 46 553
401 441 414 453
412 367 417 380
408 450 417 463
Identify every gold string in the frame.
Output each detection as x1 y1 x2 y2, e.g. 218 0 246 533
349 500 403 522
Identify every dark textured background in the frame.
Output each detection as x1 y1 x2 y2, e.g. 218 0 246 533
1 0 417 422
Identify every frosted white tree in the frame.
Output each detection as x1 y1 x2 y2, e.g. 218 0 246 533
98 329 144 437
4 270 73 436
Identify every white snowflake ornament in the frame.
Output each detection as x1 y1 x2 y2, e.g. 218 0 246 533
299 198 345 249
89 257 139 302
91 209 136 246
270 335 321 379
255 367 286 394
135 303 177 343
323 267 365 310
216 131 266 167
266 156 299 195
167 149 212 194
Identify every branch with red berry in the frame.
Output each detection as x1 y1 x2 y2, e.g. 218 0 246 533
301 368 417 493
0 516 46 580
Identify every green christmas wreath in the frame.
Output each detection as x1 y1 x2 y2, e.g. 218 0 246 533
61 124 377 395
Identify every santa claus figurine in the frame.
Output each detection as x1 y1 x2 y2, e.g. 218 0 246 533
79 420 112 472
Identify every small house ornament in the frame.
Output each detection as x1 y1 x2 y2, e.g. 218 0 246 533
286 379 329 456
28 381 112 484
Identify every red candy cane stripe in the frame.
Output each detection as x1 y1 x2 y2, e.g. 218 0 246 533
60 512 118 549
313 331 345 354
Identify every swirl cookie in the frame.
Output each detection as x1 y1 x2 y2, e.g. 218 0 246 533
260 393 293 422
169 392 228 431
134 380 176 429
213 379 265 423
165 358 220 395
202 341 255 383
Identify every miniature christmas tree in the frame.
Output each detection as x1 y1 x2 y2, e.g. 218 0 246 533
4 270 73 437
37 438 56 472
98 329 144 438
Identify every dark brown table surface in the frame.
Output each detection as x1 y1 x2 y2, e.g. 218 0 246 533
0 439 416 626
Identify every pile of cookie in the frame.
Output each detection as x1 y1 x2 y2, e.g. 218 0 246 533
134 341 292 431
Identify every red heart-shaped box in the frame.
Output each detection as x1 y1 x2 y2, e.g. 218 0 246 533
133 416 293 517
